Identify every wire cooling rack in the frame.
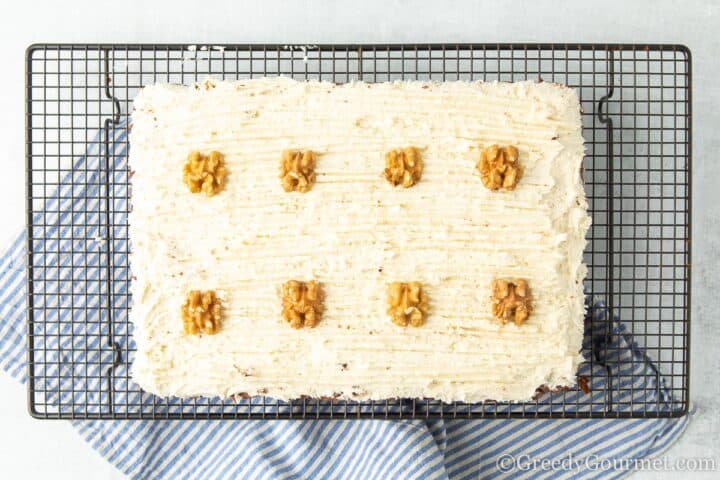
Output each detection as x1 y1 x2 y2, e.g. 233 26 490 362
25 44 691 419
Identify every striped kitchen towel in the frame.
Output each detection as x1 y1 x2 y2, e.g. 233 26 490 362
0 123 690 479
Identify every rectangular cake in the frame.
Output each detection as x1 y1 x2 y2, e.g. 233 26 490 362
129 77 590 402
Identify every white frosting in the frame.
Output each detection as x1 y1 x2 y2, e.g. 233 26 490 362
129 77 590 402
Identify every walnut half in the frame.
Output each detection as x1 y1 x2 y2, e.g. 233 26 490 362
183 150 227 196
280 150 317 193
387 282 429 327
281 280 324 328
182 290 222 335
477 144 522 191
384 147 423 188
491 279 532 325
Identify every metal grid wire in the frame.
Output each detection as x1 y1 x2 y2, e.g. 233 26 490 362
25 44 691 419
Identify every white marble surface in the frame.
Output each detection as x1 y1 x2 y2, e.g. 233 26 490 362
0 0 717 478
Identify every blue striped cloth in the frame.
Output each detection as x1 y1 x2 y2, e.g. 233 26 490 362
0 124 690 479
